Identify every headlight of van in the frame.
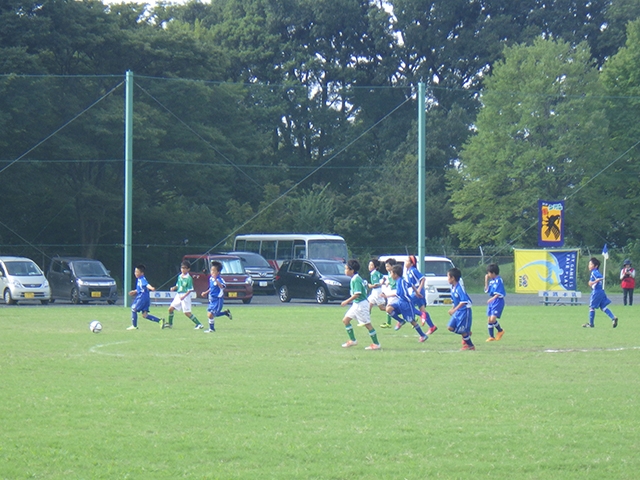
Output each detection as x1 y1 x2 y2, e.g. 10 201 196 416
324 279 341 286
427 285 437 293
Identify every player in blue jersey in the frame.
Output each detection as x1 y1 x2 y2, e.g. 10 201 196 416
201 261 232 333
484 263 506 342
385 264 428 343
127 264 164 330
447 267 475 351
583 257 618 328
404 255 437 335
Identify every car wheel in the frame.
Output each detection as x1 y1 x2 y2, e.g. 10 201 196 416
278 285 291 303
107 300 115 305
49 298 56 304
4 289 16 305
315 286 328 304
70 288 80 305
41 300 50 305
242 297 252 304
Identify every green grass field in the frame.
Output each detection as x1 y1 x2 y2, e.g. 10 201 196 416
1 303 638 479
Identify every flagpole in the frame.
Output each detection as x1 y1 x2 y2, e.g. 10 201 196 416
602 244 609 289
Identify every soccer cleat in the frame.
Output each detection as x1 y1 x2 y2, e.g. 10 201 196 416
582 323 594 328
380 323 390 328
225 309 233 320
394 321 405 331
461 344 476 351
204 328 215 333
342 340 358 348
612 317 618 328
163 324 172 329
486 337 496 342
419 335 428 343
495 330 505 341
427 325 438 335
126 325 138 330
365 343 381 350
195 324 204 330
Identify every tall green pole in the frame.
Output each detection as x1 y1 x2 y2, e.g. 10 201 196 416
124 71 133 307
417 82 426 272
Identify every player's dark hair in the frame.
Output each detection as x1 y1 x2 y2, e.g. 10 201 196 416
370 258 381 270
590 257 600 269
408 255 417 267
448 267 462 282
347 259 360 273
487 263 499 275
135 264 146 273
391 264 403 276
210 260 223 272
384 258 396 266
181 260 191 269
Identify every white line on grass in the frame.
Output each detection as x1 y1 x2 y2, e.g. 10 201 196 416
544 346 640 353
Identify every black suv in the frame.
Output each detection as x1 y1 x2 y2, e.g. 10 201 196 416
227 251 275 294
274 259 350 304
47 257 118 304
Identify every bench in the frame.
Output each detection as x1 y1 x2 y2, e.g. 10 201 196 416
539 290 583 306
150 291 201 306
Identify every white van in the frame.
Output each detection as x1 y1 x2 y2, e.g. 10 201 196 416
377 255 458 306
0 256 51 305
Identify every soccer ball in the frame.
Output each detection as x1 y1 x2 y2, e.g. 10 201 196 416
89 320 102 333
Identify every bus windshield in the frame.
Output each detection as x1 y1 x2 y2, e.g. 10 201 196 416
308 240 348 262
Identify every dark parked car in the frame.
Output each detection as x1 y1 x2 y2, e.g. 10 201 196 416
274 259 350 304
182 254 254 304
47 257 118 304
227 251 275 294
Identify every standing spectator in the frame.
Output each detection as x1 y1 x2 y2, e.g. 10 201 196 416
620 259 636 306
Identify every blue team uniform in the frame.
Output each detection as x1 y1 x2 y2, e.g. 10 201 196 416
207 275 227 316
131 275 151 313
405 265 426 308
589 268 611 310
486 275 506 318
448 282 472 334
391 277 415 322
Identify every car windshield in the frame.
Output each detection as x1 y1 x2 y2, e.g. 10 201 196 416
73 261 109 277
238 253 270 268
315 261 345 276
218 258 245 275
5 261 42 276
308 240 348 262
424 261 454 276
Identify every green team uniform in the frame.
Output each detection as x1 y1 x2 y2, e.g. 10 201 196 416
370 270 383 287
175 274 194 293
351 274 368 302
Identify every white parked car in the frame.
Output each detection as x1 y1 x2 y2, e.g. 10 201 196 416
377 255 459 306
0 256 51 305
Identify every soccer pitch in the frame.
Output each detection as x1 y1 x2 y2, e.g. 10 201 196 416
0 304 637 479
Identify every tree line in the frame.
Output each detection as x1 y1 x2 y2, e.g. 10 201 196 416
1 0 640 284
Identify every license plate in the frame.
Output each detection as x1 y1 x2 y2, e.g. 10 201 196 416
25 292 35 298
91 291 102 298
228 292 237 298
443 299 452 305
259 281 267 287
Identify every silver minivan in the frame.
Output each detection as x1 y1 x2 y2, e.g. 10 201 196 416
0 256 51 305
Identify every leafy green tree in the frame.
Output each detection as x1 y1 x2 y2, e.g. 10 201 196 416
449 38 608 248
599 18 640 247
